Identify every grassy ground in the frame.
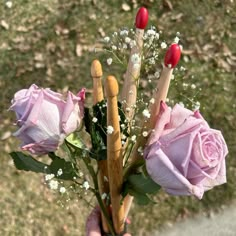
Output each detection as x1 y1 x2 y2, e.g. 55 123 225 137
0 0 235 235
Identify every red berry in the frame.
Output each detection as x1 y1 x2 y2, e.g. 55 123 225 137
164 44 181 68
135 7 149 29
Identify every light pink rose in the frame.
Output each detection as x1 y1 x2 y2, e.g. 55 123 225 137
10 84 85 155
144 102 228 199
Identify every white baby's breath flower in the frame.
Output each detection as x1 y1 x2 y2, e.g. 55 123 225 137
142 109 151 118
138 146 143 153
111 45 117 50
107 58 113 65
193 101 201 111
180 66 186 71
147 29 156 36
149 98 155 104
125 37 131 44
142 131 148 137
6 1 13 8
83 181 90 190
45 174 55 181
148 58 155 65
49 180 58 190
123 43 128 49
174 36 180 43
120 29 129 36
107 125 114 134
101 193 107 200
131 135 136 142
104 36 110 43
161 42 167 49
79 171 83 177
131 53 141 64
59 187 66 193
154 71 160 78
121 124 125 129
92 117 98 123
130 40 136 48
57 168 63 176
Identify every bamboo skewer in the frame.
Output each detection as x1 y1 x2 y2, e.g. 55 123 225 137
91 60 110 233
106 76 125 234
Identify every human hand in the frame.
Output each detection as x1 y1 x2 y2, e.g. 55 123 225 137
86 207 131 236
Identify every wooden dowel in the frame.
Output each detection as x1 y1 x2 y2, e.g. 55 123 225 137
121 28 144 120
123 65 174 219
91 60 110 233
106 76 125 234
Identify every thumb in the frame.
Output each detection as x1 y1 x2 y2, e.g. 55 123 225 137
86 207 101 236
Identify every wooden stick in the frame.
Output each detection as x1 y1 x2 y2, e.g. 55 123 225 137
123 44 181 219
121 29 142 120
122 7 149 220
121 7 148 120
106 76 125 234
91 59 110 233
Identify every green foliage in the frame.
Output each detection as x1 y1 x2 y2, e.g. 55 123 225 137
84 100 128 161
122 173 161 205
10 152 49 173
10 152 77 180
84 102 107 161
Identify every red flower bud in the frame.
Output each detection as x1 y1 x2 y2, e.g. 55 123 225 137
135 7 149 29
164 43 181 68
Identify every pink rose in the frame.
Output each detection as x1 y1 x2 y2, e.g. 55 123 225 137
144 102 228 199
10 84 85 155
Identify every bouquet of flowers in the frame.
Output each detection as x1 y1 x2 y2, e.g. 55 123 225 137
9 7 228 236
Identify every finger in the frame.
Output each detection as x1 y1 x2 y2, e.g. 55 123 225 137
86 207 101 236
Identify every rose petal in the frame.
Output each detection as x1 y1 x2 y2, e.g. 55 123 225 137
146 142 204 199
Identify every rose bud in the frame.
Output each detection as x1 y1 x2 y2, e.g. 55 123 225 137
135 7 149 29
10 84 85 155
144 102 228 199
164 43 181 68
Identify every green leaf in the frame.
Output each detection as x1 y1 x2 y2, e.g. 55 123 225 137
66 133 86 150
83 103 107 161
127 173 161 194
10 152 49 173
128 189 151 205
10 152 77 181
48 153 78 180
83 100 129 161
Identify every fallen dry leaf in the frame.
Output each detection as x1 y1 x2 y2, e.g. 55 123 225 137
122 3 131 11
1 20 9 30
76 44 83 57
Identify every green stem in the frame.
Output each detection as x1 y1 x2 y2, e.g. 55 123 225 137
81 155 116 236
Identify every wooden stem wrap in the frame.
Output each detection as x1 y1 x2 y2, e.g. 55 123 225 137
106 76 125 234
91 60 110 233
121 28 144 120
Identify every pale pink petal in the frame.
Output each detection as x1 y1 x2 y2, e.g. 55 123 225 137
61 91 82 134
146 143 204 199
148 102 171 145
166 104 194 129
